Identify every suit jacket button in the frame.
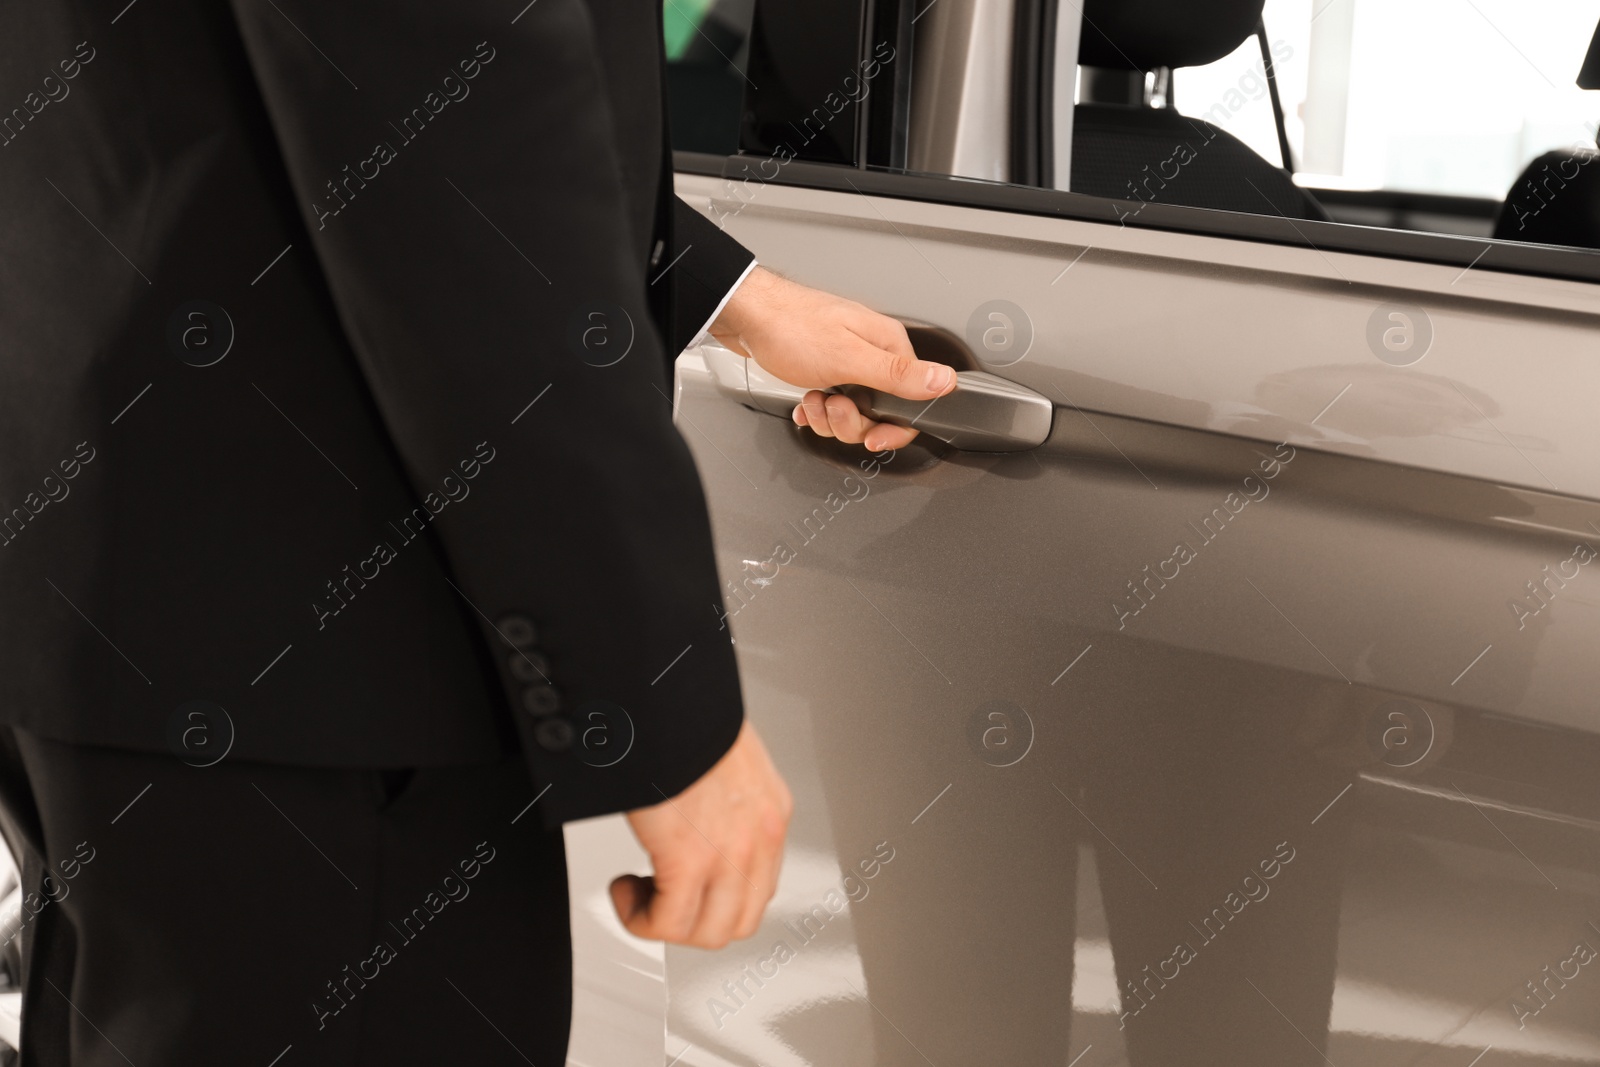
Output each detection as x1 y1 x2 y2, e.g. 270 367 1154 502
522 684 562 716
509 650 551 683
498 615 537 649
535 718 574 752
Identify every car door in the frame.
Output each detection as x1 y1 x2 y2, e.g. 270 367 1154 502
653 2 1600 1065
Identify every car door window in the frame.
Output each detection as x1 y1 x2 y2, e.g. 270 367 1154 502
664 0 756 155
1079 0 1600 244
1216 0 1599 199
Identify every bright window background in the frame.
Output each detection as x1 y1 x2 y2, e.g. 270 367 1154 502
1173 0 1600 199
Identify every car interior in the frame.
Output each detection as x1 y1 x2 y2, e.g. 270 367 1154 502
1070 0 1330 221
1491 24 1600 247
667 0 1600 254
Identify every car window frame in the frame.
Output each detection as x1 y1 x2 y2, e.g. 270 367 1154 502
669 0 1600 289
676 149 1600 287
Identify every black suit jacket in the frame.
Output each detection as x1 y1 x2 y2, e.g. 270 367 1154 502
0 0 753 827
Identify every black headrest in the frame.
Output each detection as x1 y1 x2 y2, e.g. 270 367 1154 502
1579 17 1600 89
1079 0 1266 71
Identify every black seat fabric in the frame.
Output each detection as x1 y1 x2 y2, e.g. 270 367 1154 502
1492 150 1600 249
1071 104 1330 221
1080 0 1265 72
1491 20 1600 249
1070 0 1327 221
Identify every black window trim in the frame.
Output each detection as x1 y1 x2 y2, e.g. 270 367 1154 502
675 150 1600 288
1310 186 1501 221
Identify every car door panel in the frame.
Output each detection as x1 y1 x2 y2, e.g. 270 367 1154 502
664 170 1600 1066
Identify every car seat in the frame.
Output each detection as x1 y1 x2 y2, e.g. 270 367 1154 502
1490 17 1600 248
1070 0 1328 221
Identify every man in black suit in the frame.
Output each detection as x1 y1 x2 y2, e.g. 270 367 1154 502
0 0 954 1062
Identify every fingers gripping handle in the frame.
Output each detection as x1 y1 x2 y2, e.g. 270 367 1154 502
697 340 1054 453
832 371 1054 452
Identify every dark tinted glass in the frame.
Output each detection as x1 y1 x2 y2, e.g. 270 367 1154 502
663 0 756 154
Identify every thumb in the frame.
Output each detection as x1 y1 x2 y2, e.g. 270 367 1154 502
841 339 958 401
609 873 654 930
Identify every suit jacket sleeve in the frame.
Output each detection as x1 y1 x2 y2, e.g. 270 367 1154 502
665 197 757 354
227 0 743 828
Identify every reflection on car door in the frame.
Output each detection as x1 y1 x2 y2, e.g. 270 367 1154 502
665 164 1600 1067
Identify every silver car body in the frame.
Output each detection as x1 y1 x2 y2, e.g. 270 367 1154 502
568 5 1600 1066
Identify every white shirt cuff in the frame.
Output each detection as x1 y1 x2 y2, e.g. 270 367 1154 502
686 259 759 350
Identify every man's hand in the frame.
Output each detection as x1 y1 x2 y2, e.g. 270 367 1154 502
709 267 956 451
611 721 792 949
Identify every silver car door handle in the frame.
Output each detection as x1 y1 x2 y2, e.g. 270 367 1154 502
698 331 1054 452
830 373 1054 452
714 353 1052 453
